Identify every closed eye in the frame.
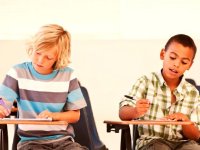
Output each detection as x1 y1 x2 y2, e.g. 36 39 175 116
47 57 54 60
182 61 189 65
170 56 176 60
36 52 41 55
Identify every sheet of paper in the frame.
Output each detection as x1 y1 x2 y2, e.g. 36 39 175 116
1 117 52 121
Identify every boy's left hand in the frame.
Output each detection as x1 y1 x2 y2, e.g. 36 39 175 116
37 110 53 119
164 112 189 121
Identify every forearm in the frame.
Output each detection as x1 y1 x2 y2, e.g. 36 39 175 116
54 110 80 123
119 106 140 121
182 123 200 141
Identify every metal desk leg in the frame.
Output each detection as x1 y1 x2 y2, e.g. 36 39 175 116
105 123 132 150
120 125 131 150
0 124 8 150
132 125 139 150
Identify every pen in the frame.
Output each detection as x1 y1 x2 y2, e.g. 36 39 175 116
124 95 135 100
124 95 151 104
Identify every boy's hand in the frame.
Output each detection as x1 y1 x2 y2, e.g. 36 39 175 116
37 110 53 119
164 112 189 121
0 105 10 118
135 99 151 117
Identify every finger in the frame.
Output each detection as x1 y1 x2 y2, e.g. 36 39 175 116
165 115 178 121
37 114 48 118
0 111 5 118
137 103 150 109
38 112 51 118
138 99 150 104
137 108 148 114
137 104 150 109
38 110 48 116
0 107 9 117
37 112 45 118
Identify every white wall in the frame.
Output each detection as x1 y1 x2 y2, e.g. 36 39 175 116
1 0 200 150
1 39 200 150
1 0 200 40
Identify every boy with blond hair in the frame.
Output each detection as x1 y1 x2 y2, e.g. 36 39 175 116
0 24 88 150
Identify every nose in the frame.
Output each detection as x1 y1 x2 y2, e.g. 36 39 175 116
174 60 180 68
37 56 45 65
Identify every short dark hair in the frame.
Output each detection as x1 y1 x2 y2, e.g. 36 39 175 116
164 34 197 59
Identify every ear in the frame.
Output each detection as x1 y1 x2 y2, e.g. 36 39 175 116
160 49 165 60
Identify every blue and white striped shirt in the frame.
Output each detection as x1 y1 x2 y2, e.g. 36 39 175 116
0 62 87 141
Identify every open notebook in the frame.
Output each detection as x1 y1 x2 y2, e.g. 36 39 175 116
1 117 52 121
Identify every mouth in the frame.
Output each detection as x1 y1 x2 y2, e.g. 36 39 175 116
169 68 178 74
36 64 43 68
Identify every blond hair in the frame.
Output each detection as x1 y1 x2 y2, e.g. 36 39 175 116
27 24 71 69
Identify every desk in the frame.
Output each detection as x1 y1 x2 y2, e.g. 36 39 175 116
104 120 193 126
104 120 193 150
0 119 68 150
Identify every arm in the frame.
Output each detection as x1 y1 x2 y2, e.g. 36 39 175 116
37 109 80 123
119 76 149 121
0 98 11 118
182 123 200 141
0 68 20 117
165 112 200 141
0 105 10 118
119 105 139 120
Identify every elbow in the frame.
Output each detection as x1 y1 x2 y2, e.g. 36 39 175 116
71 110 81 123
119 113 129 121
119 106 133 121
119 108 126 120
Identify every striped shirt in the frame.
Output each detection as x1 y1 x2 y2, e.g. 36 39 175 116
0 62 87 142
120 71 200 150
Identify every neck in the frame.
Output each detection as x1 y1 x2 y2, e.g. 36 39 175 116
162 71 182 91
166 78 180 90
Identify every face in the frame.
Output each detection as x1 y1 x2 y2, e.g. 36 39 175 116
31 46 58 74
160 41 194 81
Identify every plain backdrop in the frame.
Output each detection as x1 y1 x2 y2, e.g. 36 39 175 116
1 1 200 150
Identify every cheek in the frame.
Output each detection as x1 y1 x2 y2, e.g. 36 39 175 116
31 52 39 60
179 65 190 73
185 65 191 71
163 58 171 65
46 60 56 67
31 55 36 62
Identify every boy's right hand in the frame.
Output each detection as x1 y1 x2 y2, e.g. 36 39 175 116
0 105 9 118
135 99 151 117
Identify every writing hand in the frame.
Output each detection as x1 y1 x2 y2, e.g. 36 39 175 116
135 99 151 117
0 105 10 118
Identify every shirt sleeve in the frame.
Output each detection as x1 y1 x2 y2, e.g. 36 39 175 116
63 71 87 111
119 75 148 108
0 67 18 110
190 97 200 129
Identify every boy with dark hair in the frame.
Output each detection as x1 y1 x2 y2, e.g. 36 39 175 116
119 34 200 150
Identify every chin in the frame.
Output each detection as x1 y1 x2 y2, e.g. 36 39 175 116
169 75 180 80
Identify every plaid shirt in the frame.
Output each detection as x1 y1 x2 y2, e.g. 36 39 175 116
120 71 200 150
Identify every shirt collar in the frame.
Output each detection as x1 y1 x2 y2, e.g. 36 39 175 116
28 62 58 80
156 69 186 94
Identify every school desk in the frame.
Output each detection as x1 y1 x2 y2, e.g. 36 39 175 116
104 120 193 150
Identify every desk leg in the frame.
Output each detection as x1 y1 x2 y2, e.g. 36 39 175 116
0 124 8 150
120 125 131 150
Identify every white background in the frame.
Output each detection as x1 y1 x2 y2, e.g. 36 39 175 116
1 1 200 150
